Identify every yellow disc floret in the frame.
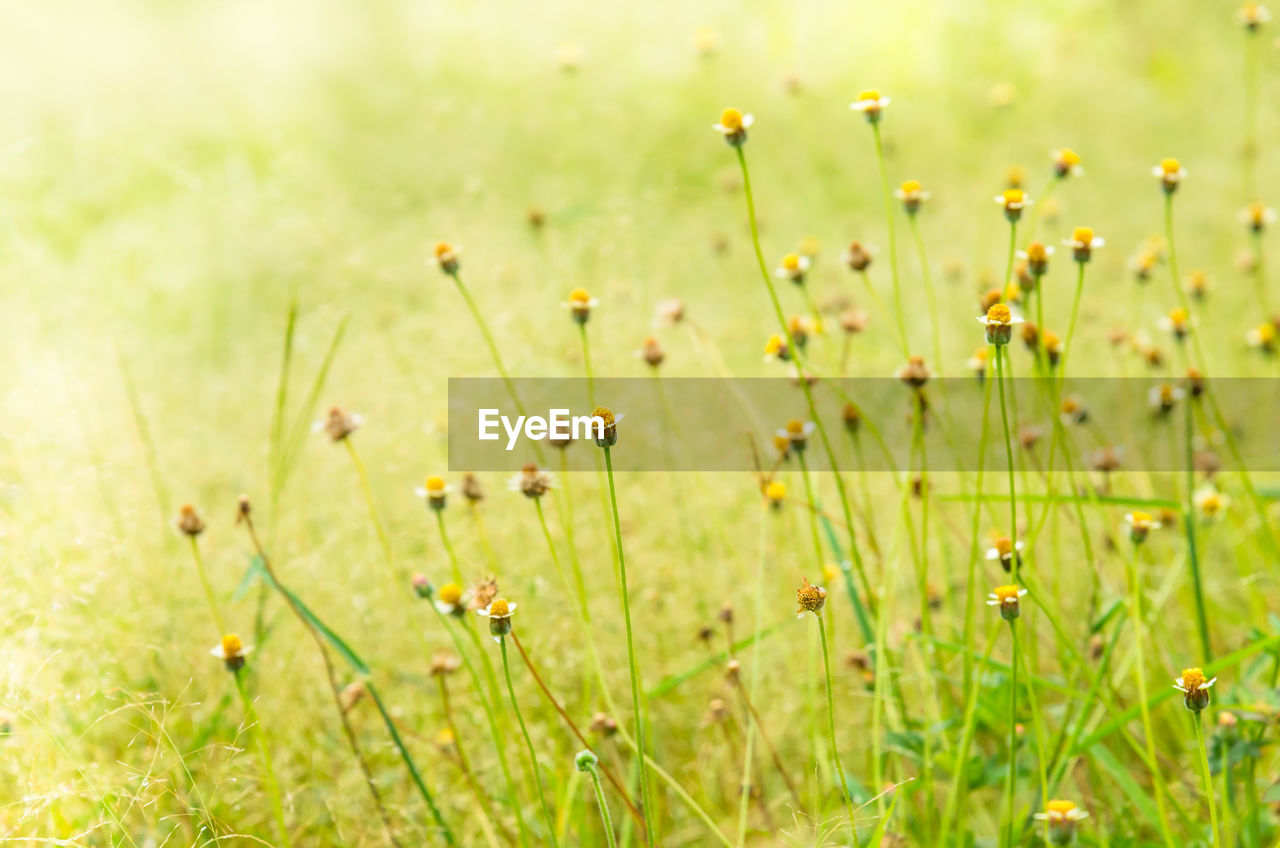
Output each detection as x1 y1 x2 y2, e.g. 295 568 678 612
221 633 243 658
719 108 744 132
900 179 922 195
488 598 511 618
986 303 1013 325
426 476 446 492
569 287 592 304
1161 158 1182 175
438 583 463 606
858 89 880 102
782 253 801 271
764 480 787 501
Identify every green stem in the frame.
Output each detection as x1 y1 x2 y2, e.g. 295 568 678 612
345 439 395 578
816 615 855 836
995 346 1018 583
367 680 457 845
1193 712 1221 847
908 214 942 372
1056 262 1087 384
585 763 619 848
435 509 463 584
232 670 292 848
602 446 654 847
872 123 909 350
738 511 769 846
1184 398 1211 662
500 638 558 846
188 537 226 636
1004 623 1018 848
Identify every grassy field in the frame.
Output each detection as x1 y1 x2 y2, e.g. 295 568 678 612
2 0 1279 845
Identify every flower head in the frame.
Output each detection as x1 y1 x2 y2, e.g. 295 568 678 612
1248 321 1277 353
895 179 930 214
434 582 469 616
986 584 1027 621
1065 227 1104 263
1158 307 1193 341
978 302 1024 346
564 288 598 324
1018 242 1053 278
713 107 754 146
1174 667 1217 712
995 188 1031 222
211 633 252 671
411 573 433 599
177 504 206 537
1148 382 1185 415
637 336 665 368
895 355 931 389
1238 3 1271 29
1185 269 1210 300
967 346 989 379
1124 511 1162 544
1034 799 1089 845
1194 486 1230 520
692 27 721 56
1052 148 1084 179
777 419 816 452
318 406 363 442
430 241 460 275
843 241 874 271
416 475 451 511
591 406 621 448
985 534 1025 573
795 577 827 617
764 479 787 508
763 333 790 363
477 597 517 641
775 252 811 284
509 463 556 498
850 89 890 123
1240 201 1278 233
1153 158 1187 193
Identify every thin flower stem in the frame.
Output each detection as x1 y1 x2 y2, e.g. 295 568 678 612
578 323 596 409
940 620 1002 845
1193 712 1222 847
1003 622 1018 848
499 638 559 847
1184 397 1211 661
1025 176 1059 241
1253 229 1272 317
857 269 909 358
438 676 513 846
1244 32 1261 199
435 509 464 584
187 537 226 636
994 346 1018 583
232 669 293 848
602 446 655 847
816 614 855 836
796 451 827 573
730 675 802 811
872 122 909 350
1055 262 1087 384
366 680 457 845
345 439 395 578
908 215 942 372
584 762 619 848
738 509 769 846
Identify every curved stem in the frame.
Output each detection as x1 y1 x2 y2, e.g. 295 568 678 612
817 616 855 835
188 537 226 636
995 346 1019 583
435 509 463 584
872 123 908 350
499 638 559 847
232 669 293 848
345 439 395 578
1003 624 1018 848
1194 712 1222 847
585 764 619 848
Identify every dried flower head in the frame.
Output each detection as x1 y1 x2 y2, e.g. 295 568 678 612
795 577 827 617
477 597 517 641
713 107 754 146
1174 667 1217 712
637 336 665 368
895 355 931 389
589 712 618 736
840 308 869 334
318 406 363 442
470 576 499 611
842 402 862 433
1066 227 1105 263
177 504 206 537
460 472 485 502
429 651 461 677
1153 158 1187 193
987 584 1027 620
509 463 556 498
654 297 685 327
843 240 874 271
850 89 890 122
211 633 252 672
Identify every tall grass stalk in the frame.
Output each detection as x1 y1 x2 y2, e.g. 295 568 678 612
187 536 226 636
737 507 769 846
1192 711 1222 847
1002 621 1018 848
345 439 396 578
435 509 464 584
907 215 942 370
814 610 855 836
498 637 559 847
872 122 909 348
994 346 1019 583
230 669 293 848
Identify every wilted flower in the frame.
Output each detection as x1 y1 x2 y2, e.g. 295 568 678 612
843 241 874 271
713 107 754 147
177 504 206 537
460 472 485 503
1174 667 1217 712
509 463 556 498
795 577 827 617
895 355 931 389
840 308 869 334
654 298 685 327
850 89 890 123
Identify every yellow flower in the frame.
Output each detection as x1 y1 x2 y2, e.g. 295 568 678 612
435 582 469 616
1152 157 1187 192
1065 227 1104 262
692 27 721 56
713 107 754 146
1124 511 1162 543
850 89 890 122
764 479 787 506
415 475 451 510
986 584 1027 620
1240 201 1278 232
1052 148 1084 179
1194 486 1230 520
775 252 811 283
1034 799 1089 845
1238 3 1272 29
1158 307 1193 340
895 179 930 214
430 241 461 274
995 188 1031 221
211 633 252 671
477 597 518 641
1248 321 1277 352
564 287 599 324
1174 667 1217 712
763 333 789 362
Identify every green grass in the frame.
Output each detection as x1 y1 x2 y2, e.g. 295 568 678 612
1 0 1278 844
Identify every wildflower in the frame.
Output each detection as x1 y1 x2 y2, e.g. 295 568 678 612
896 355 931 389
430 241 460 275
1129 248 1160 282
1066 227 1104 263
718 602 735 625
1124 511 1162 544
416 476 451 511
176 504 205 537
842 402 861 433
843 240 874 271
713 107 754 147
798 236 821 258
1194 486 1230 520
795 577 827 617
1185 367 1206 398
1174 667 1217 712
317 406 363 442
555 43 585 71
477 597 517 642
1034 799 1089 845
895 180 930 215
1185 269 1210 300
1153 158 1186 193
460 472 485 503
986 585 1027 621
763 333 790 362
211 633 252 672
840 308 869 334
986 535 1025 573
1005 164 1027 188
778 419 816 453
705 698 730 724
1248 321 1277 352
995 188 1031 222
470 577 499 611
1060 395 1088 425
978 302 1024 346
1159 307 1193 341
1240 201 1278 233
725 658 742 682
1020 322 1039 353
967 347 989 379
1019 241 1053 278
637 336 665 368
979 287 1003 314
591 406 621 447
764 479 787 508
1090 446 1124 473
527 206 546 230
772 433 791 462
654 297 685 327
692 27 721 56
564 288 598 324
509 463 556 498
775 252 811 284
787 315 813 347
575 748 600 773
1149 383 1184 416
434 582 469 617
1051 148 1084 179
411 573 433 599
1238 3 1271 29
1019 425 1043 451
850 89 890 123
